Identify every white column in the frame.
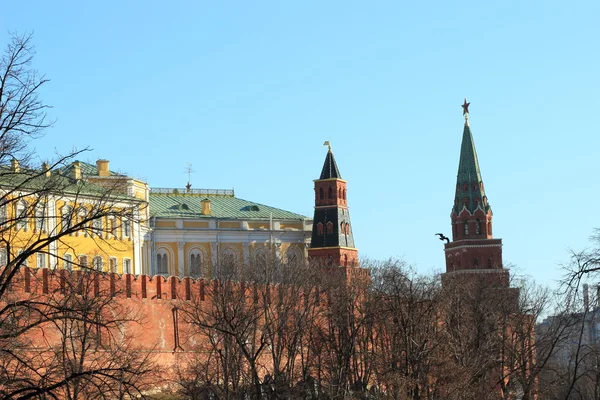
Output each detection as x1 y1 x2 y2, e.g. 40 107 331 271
133 206 143 275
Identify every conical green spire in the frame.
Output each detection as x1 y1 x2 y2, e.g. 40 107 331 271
453 119 490 215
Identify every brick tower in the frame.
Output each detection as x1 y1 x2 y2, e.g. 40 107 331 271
308 144 359 269
443 101 509 287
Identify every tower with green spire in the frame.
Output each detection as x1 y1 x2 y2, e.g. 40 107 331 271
444 101 507 283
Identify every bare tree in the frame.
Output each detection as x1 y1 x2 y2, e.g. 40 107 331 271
0 271 154 399
180 249 327 399
563 229 600 295
181 258 267 399
0 33 150 399
368 259 442 399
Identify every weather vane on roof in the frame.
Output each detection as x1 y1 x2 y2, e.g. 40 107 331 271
323 141 331 151
185 163 194 192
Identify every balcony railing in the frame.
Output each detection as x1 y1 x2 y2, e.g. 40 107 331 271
150 187 235 196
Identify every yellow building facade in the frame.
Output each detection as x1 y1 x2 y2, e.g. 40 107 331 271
2 159 311 278
0 159 148 275
143 188 312 278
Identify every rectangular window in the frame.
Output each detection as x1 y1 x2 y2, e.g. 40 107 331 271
108 217 116 238
18 250 28 267
64 254 73 270
0 205 7 227
93 218 103 237
109 257 117 273
93 256 103 271
124 258 131 274
35 205 45 232
36 253 45 269
62 206 73 233
16 201 28 231
123 218 131 238
0 248 7 266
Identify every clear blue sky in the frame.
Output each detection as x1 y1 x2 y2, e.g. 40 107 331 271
2 1 599 289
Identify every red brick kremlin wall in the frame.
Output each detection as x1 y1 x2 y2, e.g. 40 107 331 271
11 266 221 377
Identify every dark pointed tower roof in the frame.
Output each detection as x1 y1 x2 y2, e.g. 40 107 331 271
320 148 342 179
453 108 491 215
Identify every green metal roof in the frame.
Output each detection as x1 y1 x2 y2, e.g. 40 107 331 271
58 161 125 177
149 191 309 220
0 165 138 201
453 121 491 214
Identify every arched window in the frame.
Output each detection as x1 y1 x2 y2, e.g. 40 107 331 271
340 221 345 234
328 186 333 199
338 188 342 199
189 250 203 278
156 251 169 275
326 221 334 235
343 189 346 200
93 256 103 272
16 200 28 231
254 248 267 269
317 222 324 235
319 187 324 200
61 206 73 232
464 222 469 235
251 247 270 282
343 254 348 267
285 246 302 266
221 248 237 280
78 255 88 269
